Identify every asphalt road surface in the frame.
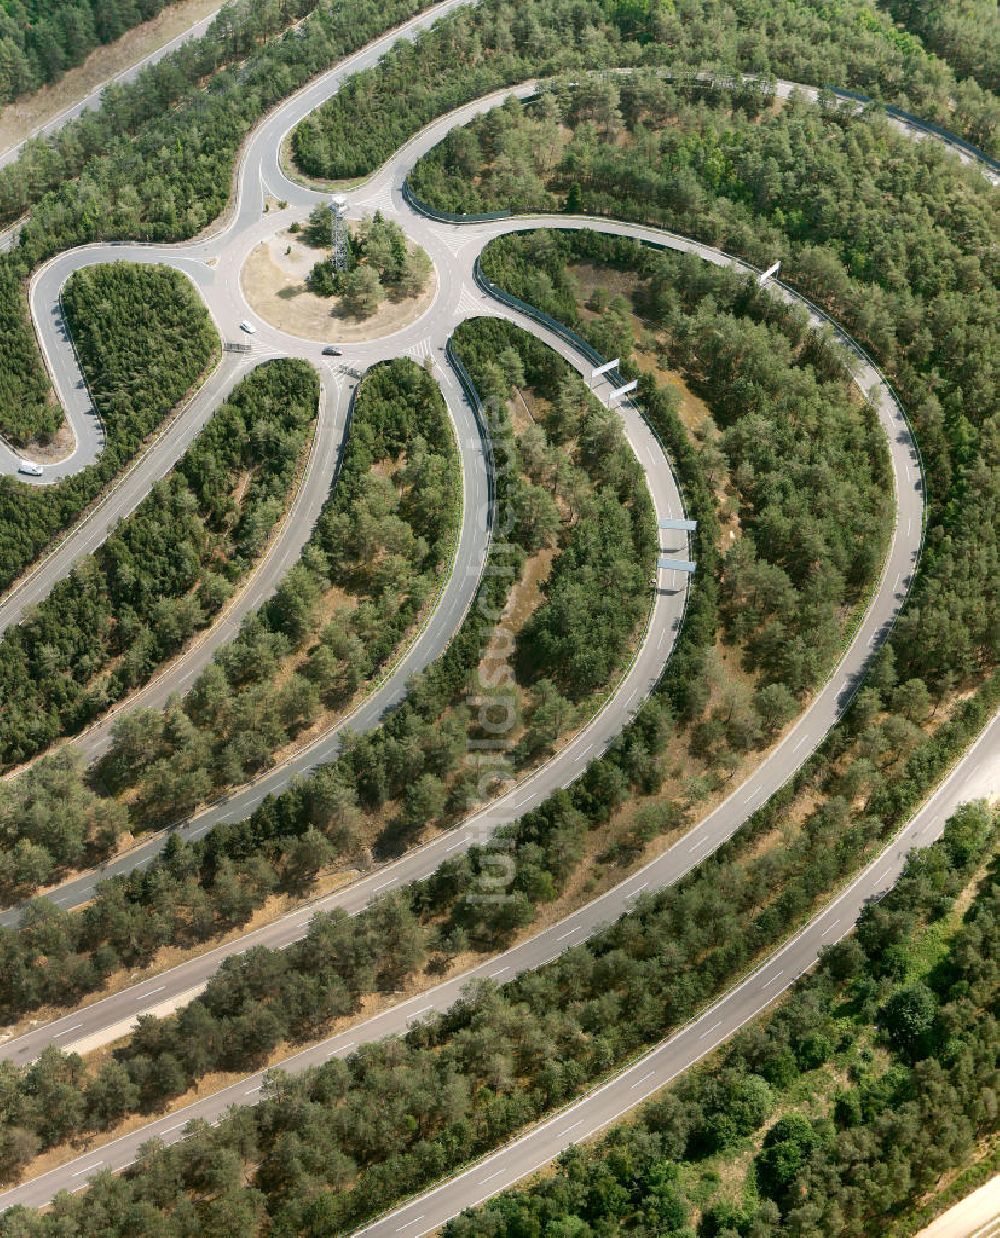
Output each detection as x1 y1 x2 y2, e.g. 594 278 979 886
0 5 992 1217
1 694 995 1214
915 1175 1000 1238
0 61 934 1063
0 58 936 931
359 710 1000 1238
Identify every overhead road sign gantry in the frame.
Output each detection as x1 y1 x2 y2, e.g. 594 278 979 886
591 357 620 386
609 378 639 404
659 518 698 532
659 557 697 573
758 260 781 286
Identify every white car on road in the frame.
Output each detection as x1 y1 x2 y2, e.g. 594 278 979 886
239 320 257 334
17 459 43 477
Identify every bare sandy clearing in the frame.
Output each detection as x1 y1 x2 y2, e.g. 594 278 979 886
241 224 438 343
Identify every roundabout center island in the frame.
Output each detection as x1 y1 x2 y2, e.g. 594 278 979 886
241 205 438 343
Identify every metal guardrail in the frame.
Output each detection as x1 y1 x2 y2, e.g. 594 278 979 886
468 222 926 573
444 330 677 800
827 85 1000 173
402 178 512 225
465 219 926 734
467 252 697 664
445 337 496 519
469 251 697 529
472 257 622 382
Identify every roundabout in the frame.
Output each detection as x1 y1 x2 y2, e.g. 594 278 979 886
240 209 439 345
0 2 995 1224
0 68 931 920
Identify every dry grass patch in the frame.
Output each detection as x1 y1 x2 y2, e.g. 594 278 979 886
242 224 438 343
0 0 224 157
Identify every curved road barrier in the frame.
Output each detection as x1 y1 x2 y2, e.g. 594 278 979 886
358 709 1000 1238
0 75 934 1074
0 27 994 1217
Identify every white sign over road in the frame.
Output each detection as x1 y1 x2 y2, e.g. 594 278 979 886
591 357 620 385
759 260 781 286
609 379 639 403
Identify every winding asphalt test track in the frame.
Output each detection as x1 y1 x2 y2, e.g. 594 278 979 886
3 55 951 925
0 0 944 1088
0 0 992 1216
0 54 938 1051
361 711 1000 1238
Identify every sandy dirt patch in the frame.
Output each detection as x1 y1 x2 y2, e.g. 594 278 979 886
0 0 224 157
242 224 438 344
8 408 76 463
915 1170 1000 1238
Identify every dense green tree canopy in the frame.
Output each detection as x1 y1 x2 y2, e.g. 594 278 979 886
0 344 316 778
880 0 1000 94
412 78 999 694
0 0 175 106
0 261 217 588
